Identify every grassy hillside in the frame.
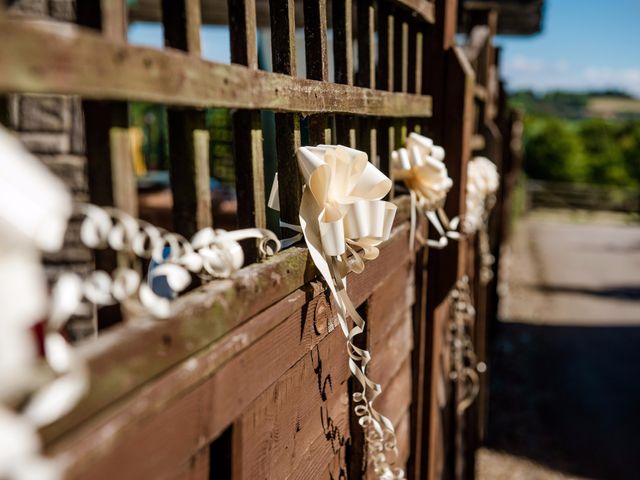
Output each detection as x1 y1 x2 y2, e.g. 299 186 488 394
509 90 640 188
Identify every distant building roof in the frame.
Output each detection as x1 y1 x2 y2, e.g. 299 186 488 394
459 0 545 35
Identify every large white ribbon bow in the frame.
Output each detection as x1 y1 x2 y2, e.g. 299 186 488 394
295 145 403 479
392 133 459 250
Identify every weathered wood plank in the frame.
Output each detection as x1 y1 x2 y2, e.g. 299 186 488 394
0 20 432 117
368 260 414 348
235 328 350 479
41 198 412 447
174 448 210 480
368 310 413 389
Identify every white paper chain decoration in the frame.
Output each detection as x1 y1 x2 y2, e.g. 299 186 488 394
392 133 460 250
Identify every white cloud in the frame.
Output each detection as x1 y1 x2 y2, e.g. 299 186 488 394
502 55 640 97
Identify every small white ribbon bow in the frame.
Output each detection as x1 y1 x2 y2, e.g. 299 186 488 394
392 133 459 250
464 156 499 235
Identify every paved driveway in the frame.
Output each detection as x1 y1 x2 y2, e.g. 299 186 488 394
480 211 640 480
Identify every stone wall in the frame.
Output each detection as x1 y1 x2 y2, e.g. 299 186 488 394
7 0 95 339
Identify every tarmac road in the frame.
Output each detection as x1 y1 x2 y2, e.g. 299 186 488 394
477 210 640 480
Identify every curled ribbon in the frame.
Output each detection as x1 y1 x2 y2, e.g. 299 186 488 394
392 133 460 250
52 204 281 320
447 276 485 415
290 145 403 479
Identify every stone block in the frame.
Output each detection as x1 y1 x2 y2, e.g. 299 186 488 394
19 95 71 132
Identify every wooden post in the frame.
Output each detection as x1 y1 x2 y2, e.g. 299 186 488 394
163 0 212 237
270 0 302 229
77 0 132 330
356 0 377 164
228 0 267 260
377 1 395 179
304 0 331 145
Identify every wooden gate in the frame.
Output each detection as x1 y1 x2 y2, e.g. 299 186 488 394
0 0 431 478
0 0 533 478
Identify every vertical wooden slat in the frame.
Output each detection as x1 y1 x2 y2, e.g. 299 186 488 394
356 0 375 89
228 0 267 260
77 1 131 331
193 130 212 230
356 0 376 164
392 13 409 168
228 0 258 68
163 0 212 236
333 0 354 86
394 16 409 94
270 0 302 227
376 2 395 178
304 0 331 145
110 128 138 218
333 0 355 147
100 0 128 42
408 20 424 95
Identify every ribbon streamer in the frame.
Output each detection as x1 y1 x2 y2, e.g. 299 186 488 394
276 145 403 479
392 133 459 250
447 276 485 415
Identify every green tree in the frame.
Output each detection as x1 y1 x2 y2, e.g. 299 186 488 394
523 118 586 182
578 119 628 186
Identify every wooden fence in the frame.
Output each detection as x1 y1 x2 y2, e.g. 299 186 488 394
0 0 529 478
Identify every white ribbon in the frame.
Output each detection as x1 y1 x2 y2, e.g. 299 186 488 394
464 156 500 284
51 204 281 321
447 276 485 415
392 133 459 250
278 145 403 479
463 156 499 235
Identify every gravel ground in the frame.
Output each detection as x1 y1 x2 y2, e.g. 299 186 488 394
477 210 640 480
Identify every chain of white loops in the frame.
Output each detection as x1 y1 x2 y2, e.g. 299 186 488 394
51 204 280 325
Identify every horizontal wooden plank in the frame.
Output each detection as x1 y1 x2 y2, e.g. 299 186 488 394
130 0 434 26
368 260 414 348
0 19 431 117
235 327 350 480
368 310 413 392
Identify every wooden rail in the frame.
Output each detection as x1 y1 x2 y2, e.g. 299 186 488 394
0 20 432 117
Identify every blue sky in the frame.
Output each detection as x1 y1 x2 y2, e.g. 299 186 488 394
497 0 640 96
129 0 640 97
